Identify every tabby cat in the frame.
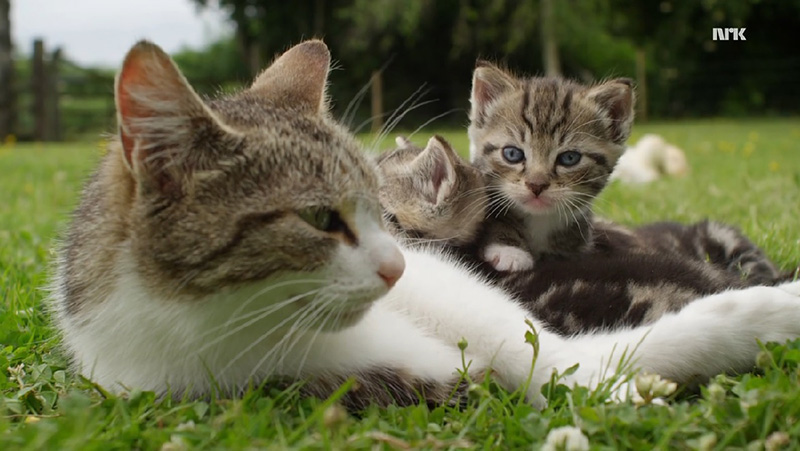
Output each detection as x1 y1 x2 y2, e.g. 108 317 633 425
376 135 786 335
52 40 800 411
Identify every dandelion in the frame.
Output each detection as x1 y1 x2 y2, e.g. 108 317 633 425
769 161 780 172
541 426 589 451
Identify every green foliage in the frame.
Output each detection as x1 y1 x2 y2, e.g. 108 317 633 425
1 118 800 447
171 37 250 96
185 0 800 124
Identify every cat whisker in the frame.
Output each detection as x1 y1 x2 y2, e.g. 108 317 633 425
369 85 431 151
405 108 462 141
250 293 342 381
216 279 329 336
226 293 330 379
341 56 395 129
198 287 325 354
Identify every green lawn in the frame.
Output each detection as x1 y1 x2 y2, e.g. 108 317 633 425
1 118 800 449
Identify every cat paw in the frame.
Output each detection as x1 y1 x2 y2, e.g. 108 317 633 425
483 244 535 272
777 280 800 296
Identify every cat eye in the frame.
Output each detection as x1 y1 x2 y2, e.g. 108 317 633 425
298 207 342 232
556 150 582 167
502 146 525 164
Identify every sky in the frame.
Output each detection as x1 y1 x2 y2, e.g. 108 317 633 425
11 0 232 68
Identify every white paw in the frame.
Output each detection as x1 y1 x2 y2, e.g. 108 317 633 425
483 244 534 272
778 280 800 297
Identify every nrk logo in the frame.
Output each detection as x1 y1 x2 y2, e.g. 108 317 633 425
713 28 746 41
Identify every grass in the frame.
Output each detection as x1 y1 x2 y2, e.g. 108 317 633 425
1 118 800 449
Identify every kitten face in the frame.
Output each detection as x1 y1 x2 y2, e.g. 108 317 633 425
468 63 634 217
62 41 404 331
375 136 487 246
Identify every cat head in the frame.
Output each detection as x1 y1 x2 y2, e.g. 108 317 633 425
468 62 635 217
375 135 487 246
111 40 404 329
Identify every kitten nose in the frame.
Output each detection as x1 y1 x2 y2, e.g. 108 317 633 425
377 247 405 288
527 182 550 197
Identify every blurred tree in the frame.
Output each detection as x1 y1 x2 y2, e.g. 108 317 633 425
0 0 14 139
172 36 250 94
190 0 334 76
188 0 800 122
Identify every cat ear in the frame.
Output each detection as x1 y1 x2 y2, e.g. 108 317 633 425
116 40 229 192
470 61 517 123
587 78 636 144
412 135 458 205
249 40 330 113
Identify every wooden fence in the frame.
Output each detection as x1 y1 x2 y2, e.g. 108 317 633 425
3 38 116 142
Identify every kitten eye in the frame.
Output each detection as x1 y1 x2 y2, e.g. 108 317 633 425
298 207 341 232
556 150 582 167
502 146 525 164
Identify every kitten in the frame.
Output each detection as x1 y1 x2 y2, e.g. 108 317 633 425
376 136 786 335
375 135 487 247
468 62 634 272
52 40 800 411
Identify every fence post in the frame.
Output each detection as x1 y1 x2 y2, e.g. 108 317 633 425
370 70 384 134
32 39 46 141
0 0 13 141
47 47 62 141
635 48 648 123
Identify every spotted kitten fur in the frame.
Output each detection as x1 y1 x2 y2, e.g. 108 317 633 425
468 62 634 272
376 135 787 335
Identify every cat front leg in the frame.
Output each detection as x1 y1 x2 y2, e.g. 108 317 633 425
295 303 489 410
382 247 564 405
554 281 800 391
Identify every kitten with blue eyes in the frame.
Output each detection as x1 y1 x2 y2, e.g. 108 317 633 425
468 62 635 272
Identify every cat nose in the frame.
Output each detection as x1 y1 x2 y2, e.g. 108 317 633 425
527 182 550 197
377 247 405 288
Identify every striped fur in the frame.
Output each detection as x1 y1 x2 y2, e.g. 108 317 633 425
468 63 634 271
375 136 788 336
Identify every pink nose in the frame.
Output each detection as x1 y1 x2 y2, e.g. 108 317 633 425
377 251 405 288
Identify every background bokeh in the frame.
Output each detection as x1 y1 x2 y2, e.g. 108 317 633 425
2 0 799 141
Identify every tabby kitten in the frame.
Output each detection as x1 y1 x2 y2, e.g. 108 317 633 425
468 62 633 272
376 136 786 335
52 40 800 411
375 135 486 246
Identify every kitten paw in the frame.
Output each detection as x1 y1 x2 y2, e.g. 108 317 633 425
483 244 535 272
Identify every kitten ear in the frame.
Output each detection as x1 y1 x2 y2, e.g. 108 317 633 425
249 40 330 113
412 135 459 205
587 78 636 144
116 40 229 192
470 61 517 124
395 135 413 148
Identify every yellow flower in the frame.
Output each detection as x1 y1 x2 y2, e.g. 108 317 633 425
769 161 780 172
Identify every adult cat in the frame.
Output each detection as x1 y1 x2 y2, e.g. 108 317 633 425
52 40 800 410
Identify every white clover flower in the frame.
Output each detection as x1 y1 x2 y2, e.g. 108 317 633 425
634 372 677 405
541 425 589 451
